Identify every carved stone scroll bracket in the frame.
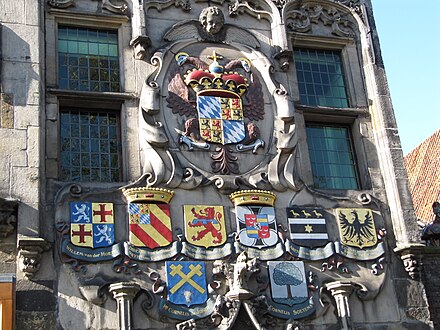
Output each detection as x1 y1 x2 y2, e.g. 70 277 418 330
109 282 141 330
18 237 50 279
130 35 151 60
0 198 18 239
47 0 75 9
394 244 424 280
325 281 353 330
273 49 292 72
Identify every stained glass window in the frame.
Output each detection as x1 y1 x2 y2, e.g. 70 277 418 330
58 26 120 92
294 48 348 108
306 124 359 189
60 109 122 182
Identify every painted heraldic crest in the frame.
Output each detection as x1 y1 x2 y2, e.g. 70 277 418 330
70 202 115 248
231 190 278 249
128 203 172 249
184 205 226 248
268 261 308 306
337 208 377 249
166 261 208 307
288 207 329 248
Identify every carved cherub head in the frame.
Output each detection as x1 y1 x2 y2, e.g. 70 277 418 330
199 6 225 35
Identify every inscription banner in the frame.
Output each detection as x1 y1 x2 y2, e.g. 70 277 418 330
159 294 216 320
286 241 335 260
234 241 284 260
181 241 233 260
60 239 123 262
266 297 315 320
335 241 385 261
124 241 180 262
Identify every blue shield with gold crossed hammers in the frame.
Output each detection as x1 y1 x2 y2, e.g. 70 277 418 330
165 261 208 307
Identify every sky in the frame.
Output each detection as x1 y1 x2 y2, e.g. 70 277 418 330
372 1 440 155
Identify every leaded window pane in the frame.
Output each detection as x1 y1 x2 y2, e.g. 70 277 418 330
58 26 120 92
306 124 359 189
294 48 349 108
60 109 122 182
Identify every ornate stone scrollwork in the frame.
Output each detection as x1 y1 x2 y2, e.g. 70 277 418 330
18 237 50 279
285 4 354 37
0 198 18 239
102 0 129 15
334 0 362 13
47 0 75 9
144 0 191 13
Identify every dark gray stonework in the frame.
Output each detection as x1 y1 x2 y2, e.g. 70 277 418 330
0 0 435 329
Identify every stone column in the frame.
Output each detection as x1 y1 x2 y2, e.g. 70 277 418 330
109 282 140 330
325 281 353 330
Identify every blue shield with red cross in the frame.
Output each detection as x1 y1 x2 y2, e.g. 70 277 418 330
69 202 115 248
197 94 245 145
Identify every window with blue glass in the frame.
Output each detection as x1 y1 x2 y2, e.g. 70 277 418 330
306 124 359 189
294 48 348 108
58 26 120 92
60 109 122 182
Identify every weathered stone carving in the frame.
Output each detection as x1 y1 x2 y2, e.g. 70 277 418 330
226 251 259 300
394 244 424 280
18 237 50 279
164 6 260 48
273 49 292 72
0 198 18 239
401 253 421 280
285 4 354 37
47 0 75 9
130 35 151 60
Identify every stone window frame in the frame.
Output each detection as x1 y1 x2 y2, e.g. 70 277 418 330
57 25 121 93
45 11 133 182
290 34 371 191
59 106 123 182
290 34 368 109
305 122 360 190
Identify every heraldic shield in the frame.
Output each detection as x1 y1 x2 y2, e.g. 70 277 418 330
268 261 308 306
337 208 377 249
197 94 245 145
70 202 115 248
128 203 172 249
184 205 226 248
166 261 208 307
288 207 329 248
231 190 278 249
